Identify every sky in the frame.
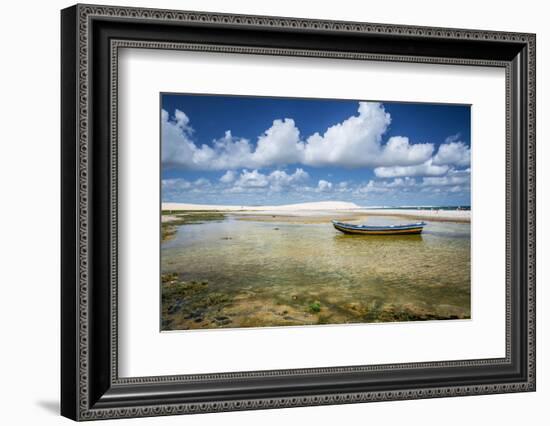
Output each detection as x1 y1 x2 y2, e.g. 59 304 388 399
161 94 471 207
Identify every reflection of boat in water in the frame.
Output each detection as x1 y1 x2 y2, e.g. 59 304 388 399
331 220 426 235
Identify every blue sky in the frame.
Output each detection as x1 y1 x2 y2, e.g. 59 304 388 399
161 94 471 207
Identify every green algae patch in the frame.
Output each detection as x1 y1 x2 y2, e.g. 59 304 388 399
161 211 226 242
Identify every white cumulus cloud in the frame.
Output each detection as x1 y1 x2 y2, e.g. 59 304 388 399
162 103 439 171
303 103 433 168
162 109 256 170
422 168 470 187
374 159 449 178
252 119 304 167
433 141 471 167
219 170 237 183
161 109 197 168
317 179 333 192
357 177 417 194
232 168 310 192
268 168 309 191
234 169 270 188
161 177 191 191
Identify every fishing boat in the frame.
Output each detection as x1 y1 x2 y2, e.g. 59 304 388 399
332 220 426 235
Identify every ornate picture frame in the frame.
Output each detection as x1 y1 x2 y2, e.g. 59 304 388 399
61 4 535 421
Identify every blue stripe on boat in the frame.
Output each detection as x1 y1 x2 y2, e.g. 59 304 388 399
331 220 426 231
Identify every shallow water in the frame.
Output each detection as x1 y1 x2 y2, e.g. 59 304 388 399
161 214 470 330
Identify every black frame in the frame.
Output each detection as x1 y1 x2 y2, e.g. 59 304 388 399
61 4 536 421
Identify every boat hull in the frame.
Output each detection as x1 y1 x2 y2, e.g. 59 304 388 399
332 221 425 235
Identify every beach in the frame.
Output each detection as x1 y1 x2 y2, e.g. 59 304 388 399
162 201 471 224
160 201 471 331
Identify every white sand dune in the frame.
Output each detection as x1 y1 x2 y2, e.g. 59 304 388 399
162 201 362 211
359 209 470 222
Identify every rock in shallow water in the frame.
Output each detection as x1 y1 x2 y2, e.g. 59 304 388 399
167 300 183 314
214 315 232 325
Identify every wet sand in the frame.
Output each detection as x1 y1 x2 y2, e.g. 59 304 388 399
234 210 469 225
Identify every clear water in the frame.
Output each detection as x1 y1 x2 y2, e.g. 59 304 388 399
161 214 470 330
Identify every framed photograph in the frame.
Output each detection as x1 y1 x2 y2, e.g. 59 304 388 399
61 4 536 421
